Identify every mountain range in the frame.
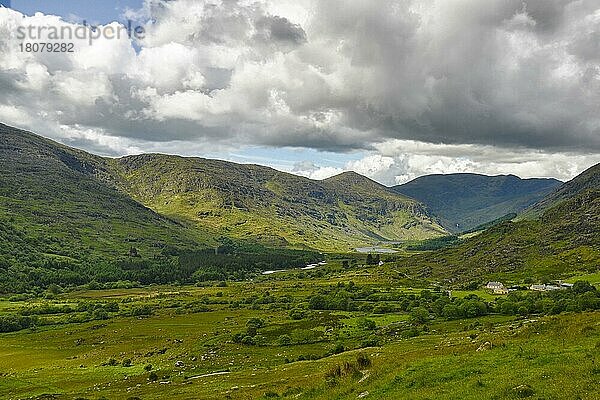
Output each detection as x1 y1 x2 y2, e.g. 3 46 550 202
2 122 598 287
0 123 445 262
110 153 450 250
397 164 600 284
393 173 561 232
521 163 600 218
0 124 208 269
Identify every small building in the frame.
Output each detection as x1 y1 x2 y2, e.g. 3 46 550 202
530 284 563 292
545 285 562 291
486 281 504 290
530 284 547 291
493 287 509 295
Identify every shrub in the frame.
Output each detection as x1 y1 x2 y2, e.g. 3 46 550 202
357 317 376 331
289 308 305 320
130 305 153 317
402 327 420 338
325 364 342 381
105 358 118 366
329 342 345 355
0 315 37 333
356 353 372 369
246 318 265 329
361 337 379 348
92 309 109 320
410 306 430 325
572 281 596 294
47 284 62 295
241 335 254 345
325 360 361 383
8 294 30 302
278 334 292 346
372 304 393 314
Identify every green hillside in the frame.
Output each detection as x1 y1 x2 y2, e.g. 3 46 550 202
393 173 561 232
396 170 600 284
108 155 446 251
1 123 598 400
0 123 446 258
0 123 447 293
522 163 600 218
0 124 324 292
0 123 210 262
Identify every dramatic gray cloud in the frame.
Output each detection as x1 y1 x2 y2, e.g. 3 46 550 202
290 140 600 185
0 0 599 183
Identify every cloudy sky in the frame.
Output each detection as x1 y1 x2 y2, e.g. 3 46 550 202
1 0 599 185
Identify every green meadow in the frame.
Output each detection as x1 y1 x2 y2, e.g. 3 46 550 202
1 261 598 400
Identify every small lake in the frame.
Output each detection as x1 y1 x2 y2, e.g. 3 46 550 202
262 261 327 275
355 247 397 254
262 269 287 275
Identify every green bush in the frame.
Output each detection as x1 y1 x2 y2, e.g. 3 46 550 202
130 305 153 317
356 353 372 369
278 334 292 346
357 317 376 331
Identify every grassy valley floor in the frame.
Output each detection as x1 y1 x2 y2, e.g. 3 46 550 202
0 268 598 400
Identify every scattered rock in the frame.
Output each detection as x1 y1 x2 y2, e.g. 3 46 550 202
476 341 492 351
513 384 534 398
175 361 185 367
358 391 369 398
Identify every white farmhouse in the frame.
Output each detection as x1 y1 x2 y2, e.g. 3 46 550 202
486 281 504 290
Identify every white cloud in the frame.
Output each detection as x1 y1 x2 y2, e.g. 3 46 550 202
17 63 50 91
0 1 598 182
347 155 395 178
53 70 113 105
348 140 600 185
0 104 32 125
291 161 344 180
141 88 227 121
287 140 600 186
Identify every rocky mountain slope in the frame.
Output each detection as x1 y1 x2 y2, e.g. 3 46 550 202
396 166 600 284
108 155 446 250
393 173 561 232
0 123 446 257
0 123 209 269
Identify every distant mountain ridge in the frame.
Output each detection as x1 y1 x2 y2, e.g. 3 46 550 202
522 163 600 218
396 164 600 283
0 123 446 255
108 154 446 250
0 123 210 269
393 173 562 232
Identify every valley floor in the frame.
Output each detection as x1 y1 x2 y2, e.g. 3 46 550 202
0 273 598 400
